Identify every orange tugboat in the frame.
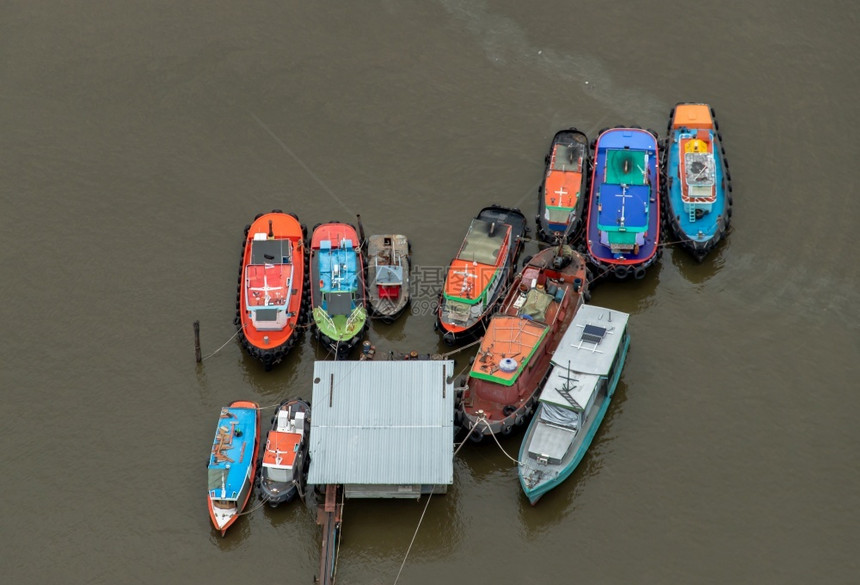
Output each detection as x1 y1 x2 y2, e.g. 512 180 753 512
456 242 589 440
536 128 590 244
235 211 307 369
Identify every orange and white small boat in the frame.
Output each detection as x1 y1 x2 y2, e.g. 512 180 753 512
259 399 311 507
456 243 589 440
207 400 260 536
235 211 307 369
536 128 590 244
436 205 527 344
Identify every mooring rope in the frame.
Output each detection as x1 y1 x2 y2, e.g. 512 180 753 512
478 416 525 466
393 420 482 585
237 495 270 516
200 327 243 361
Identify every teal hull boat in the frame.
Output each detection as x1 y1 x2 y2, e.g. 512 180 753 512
518 305 630 504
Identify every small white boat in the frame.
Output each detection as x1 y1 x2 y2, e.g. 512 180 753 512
518 304 630 504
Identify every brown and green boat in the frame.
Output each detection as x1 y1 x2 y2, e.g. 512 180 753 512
456 243 589 441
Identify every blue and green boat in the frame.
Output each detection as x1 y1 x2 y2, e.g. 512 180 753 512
309 222 367 358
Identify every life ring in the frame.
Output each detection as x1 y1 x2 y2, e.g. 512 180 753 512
633 266 646 280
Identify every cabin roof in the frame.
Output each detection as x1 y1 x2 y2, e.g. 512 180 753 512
551 305 629 376
307 360 455 487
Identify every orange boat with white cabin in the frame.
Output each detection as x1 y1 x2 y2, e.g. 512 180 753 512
436 205 527 344
235 211 307 369
259 398 311 507
456 243 589 440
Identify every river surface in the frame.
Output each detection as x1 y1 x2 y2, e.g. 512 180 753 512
3 1 858 584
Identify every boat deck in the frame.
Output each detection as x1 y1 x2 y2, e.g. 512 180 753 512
207 405 257 501
586 129 659 264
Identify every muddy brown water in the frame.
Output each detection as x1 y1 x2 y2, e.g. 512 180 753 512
3 1 858 583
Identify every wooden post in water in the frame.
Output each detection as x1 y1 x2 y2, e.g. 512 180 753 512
194 321 202 363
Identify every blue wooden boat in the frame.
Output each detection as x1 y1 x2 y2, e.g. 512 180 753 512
585 128 661 280
207 400 260 536
518 304 630 505
663 103 733 261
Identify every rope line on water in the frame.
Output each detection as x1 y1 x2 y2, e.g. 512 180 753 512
393 421 483 585
238 495 270 516
201 327 243 361
478 416 525 466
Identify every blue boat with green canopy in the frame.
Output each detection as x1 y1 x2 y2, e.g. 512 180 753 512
585 127 661 280
309 222 367 358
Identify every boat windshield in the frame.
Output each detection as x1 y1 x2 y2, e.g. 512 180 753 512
445 299 474 321
266 467 291 483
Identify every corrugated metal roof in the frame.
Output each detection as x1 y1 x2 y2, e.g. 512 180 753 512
307 360 455 486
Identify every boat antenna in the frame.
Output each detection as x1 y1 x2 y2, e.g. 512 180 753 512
356 213 367 252
268 219 274 239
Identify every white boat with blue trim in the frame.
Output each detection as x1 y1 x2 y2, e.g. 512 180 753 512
518 304 630 504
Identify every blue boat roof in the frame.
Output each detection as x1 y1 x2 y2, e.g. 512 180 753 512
319 239 359 293
596 183 650 232
596 128 657 150
207 405 257 501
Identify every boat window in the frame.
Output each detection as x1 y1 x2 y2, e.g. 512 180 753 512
266 467 291 483
445 299 472 321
